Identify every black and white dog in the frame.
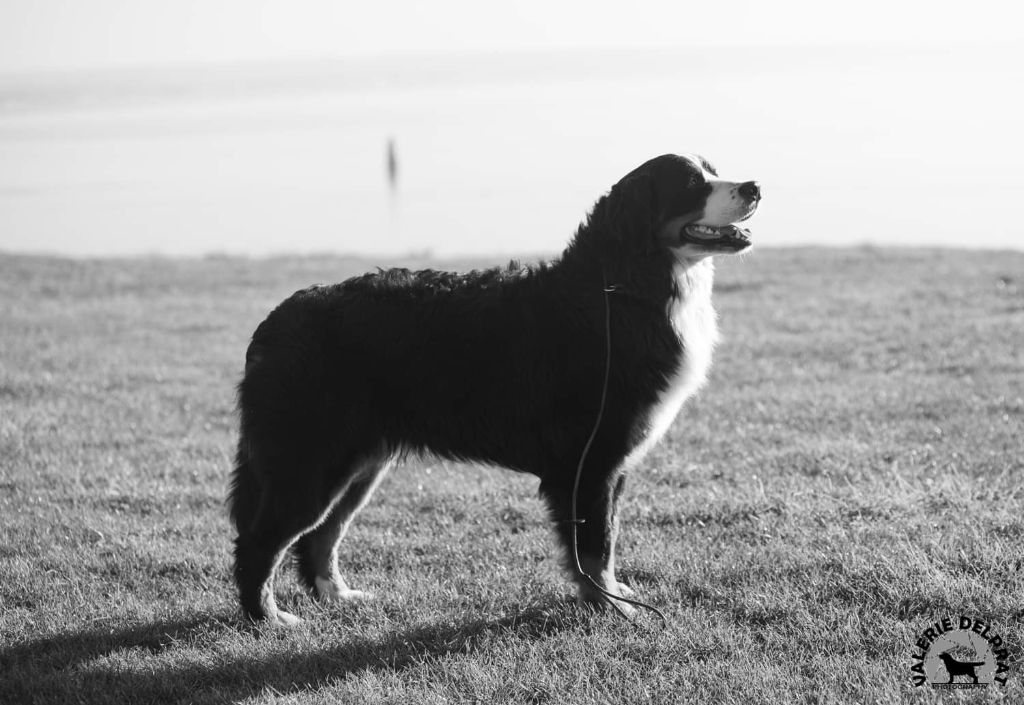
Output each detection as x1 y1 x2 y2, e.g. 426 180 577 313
229 154 760 624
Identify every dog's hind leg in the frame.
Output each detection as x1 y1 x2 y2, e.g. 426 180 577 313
295 452 394 604
232 452 338 626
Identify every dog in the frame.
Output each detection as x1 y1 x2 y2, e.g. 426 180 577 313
229 153 761 624
937 651 986 684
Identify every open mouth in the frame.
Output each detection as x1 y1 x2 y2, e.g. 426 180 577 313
681 223 752 250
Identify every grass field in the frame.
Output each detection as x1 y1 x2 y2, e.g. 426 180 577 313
1 247 1022 704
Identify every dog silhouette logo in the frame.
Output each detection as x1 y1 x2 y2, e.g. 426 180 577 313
936 650 986 684
910 616 1011 689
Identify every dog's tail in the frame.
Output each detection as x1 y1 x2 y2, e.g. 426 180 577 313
228 439 262 535
229 337 270 536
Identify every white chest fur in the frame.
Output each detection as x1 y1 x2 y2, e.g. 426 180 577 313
623 259 719 469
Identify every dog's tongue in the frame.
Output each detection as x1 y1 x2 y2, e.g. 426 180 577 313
680 223 752 249
685 224 740 240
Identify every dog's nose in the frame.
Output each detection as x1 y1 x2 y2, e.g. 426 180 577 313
738 181 761 202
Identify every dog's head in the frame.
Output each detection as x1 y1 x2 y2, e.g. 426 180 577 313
609 153 760 259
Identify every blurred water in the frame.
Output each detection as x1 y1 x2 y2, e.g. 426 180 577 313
0 45 1021 258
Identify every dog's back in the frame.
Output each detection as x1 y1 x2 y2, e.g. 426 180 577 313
235 266 605 473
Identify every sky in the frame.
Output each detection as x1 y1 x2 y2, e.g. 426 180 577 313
0 0 1021 73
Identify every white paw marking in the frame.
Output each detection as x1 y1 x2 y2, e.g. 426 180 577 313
616 582 636 598
269 610 302 627
576 590 638 617
315 576 374 603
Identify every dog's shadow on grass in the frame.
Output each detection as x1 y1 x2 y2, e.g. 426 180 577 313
0 600 578 704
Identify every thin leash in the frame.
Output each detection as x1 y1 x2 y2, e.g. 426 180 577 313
566 271 668 629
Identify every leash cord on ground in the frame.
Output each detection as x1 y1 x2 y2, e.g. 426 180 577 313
567 274 668 628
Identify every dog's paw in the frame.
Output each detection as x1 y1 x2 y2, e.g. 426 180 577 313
578 592 638 618
315 577 374 603
267 610 302 627
616 581 636 599
577 583 638 617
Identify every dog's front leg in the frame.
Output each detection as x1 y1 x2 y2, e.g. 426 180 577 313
541 468 635 615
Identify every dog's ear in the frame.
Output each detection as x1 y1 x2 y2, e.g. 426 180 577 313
605 171 656 248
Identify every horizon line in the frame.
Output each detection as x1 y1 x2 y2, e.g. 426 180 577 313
1 39 1017 81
